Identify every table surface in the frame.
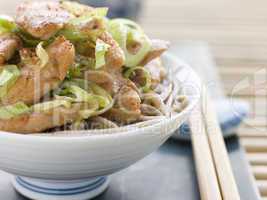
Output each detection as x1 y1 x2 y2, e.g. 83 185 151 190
0 137 259 200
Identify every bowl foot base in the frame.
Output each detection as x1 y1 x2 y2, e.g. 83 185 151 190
12 176 109 200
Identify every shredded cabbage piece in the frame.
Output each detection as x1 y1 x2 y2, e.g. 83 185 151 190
0 102 30 119
36 42 49 68
124 66 152 92
32 100 71 112
0 65 20 99
108 19 151 67
95 39 110 69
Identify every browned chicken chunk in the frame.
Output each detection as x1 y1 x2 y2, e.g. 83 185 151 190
15 1 71 39
103 85 141 124
140 39 169 66
99 32 125 70
144 58 166 88
1 36 75 105
60 1 94 17
83 32 142 123
0 103 82 133
0 34 21 65
84 32 125 95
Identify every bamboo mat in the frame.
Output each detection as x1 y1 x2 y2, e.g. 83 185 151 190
141 0 267 199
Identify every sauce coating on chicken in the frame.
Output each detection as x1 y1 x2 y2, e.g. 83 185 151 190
1 36 75 105
0 34 20 65
15 1 71 39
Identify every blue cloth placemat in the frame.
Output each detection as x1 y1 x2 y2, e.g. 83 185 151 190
174 98 249 140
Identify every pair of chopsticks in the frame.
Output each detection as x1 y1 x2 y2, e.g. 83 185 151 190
189 86 240 200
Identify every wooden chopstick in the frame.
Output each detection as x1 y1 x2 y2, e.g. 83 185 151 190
201 87 241 200
189 103 222 200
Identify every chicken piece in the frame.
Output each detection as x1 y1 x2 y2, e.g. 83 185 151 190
85 70 120 95
140 104 163 116
144 58 166 88
85 69 138 95
103 108 141 124
87 116 118 129
0 103 82 133
60 1 94 17
117 85 141 112
1 36 75 105
15 1 71 40
0 34 21 65
103 85 141 124
99 32 125 70
142 92 167 115
84 31 141 122
84 32 126 94
140 39 169 66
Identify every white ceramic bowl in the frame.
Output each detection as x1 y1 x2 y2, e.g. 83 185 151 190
0 53 201 200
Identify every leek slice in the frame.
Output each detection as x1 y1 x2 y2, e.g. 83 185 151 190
76 55 95 69
94 7 109 17
68 78 112 103
67 85 108 108
36 42 49 68
14 28 41 47
58 80 113 119
124 66 152 92
108 19 151 67
57 29 87 42
14 28 54 47
68 9 108 26
32 100 71 112
61 0 108 17
95 39 110 69
0 102 30 119
85 81 113 116
0 17 16 34
0 65 20 99
61 8 108 43
67 65 82 79
112 18 142 32
62 85 100 119
60 1 88 16
67 85 96 102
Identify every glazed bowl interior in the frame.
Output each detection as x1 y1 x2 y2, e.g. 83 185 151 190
0 53 201 180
